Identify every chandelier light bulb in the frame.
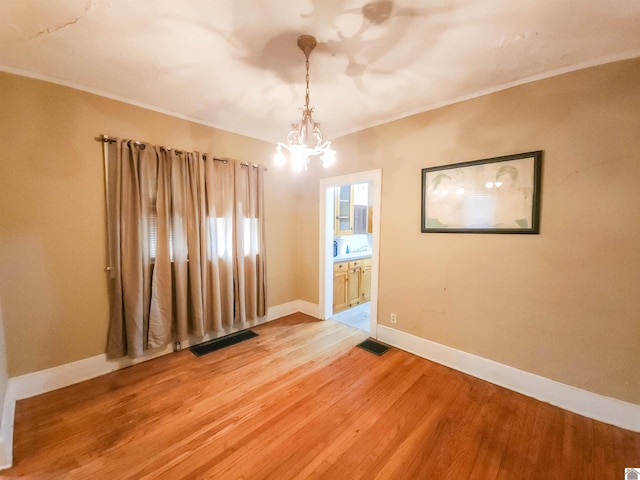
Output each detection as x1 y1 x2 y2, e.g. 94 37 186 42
321 149 336 168
291 146 308 172
274 145 286 167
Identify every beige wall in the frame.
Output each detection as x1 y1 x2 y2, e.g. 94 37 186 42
303 59 640 404
1 58 639 405
0 72 302 377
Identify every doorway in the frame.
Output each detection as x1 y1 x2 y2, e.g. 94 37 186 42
319 169 381 337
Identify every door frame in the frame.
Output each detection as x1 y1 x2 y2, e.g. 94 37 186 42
319 169 382 337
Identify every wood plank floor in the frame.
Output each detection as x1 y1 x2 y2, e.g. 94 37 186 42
4 313 639 479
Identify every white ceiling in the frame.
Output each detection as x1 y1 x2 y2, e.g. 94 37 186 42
1 0 639 144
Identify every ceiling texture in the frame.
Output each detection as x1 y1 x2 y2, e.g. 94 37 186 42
1 0 639 144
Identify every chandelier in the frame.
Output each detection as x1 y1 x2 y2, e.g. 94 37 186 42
274 35 336 172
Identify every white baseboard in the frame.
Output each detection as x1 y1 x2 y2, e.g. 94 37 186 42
377 325 640 433
0 301 317 469
297 300 320 319
266 300 319 320
265 300 299 320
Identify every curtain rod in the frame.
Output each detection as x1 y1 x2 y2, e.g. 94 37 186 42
95 135 267 170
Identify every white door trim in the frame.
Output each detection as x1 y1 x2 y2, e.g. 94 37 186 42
319 169 382 337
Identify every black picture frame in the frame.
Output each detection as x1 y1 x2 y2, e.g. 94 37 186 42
421 151 542 234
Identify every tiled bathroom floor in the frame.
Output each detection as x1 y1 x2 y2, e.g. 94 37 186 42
331 302 370 332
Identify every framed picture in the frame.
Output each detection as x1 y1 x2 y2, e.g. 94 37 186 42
421 151 542 234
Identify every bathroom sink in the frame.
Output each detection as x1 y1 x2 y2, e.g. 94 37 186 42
334 250 372 261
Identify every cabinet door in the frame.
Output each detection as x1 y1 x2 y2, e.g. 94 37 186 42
348 265 361 307
333 263 349 313
361 265 372 303
353 205 368 234
334 185 354 235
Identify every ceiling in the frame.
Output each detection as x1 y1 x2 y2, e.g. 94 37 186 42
1 0 639 144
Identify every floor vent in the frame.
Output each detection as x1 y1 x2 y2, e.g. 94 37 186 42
190 330 258 357
357 339 390 356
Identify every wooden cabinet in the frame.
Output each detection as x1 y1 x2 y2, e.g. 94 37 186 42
360 258 372 303
353 205 368 234
348 263 361 308
333 257 372 313
333 262 349 313
334 185 353 235
334 183 371 235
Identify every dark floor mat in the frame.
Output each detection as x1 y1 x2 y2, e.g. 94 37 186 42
190 330 258 357
357 339 390 356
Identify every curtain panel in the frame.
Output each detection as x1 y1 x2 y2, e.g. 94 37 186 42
104 139 267 359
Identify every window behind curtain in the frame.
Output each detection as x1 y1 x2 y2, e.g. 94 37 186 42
103 138 267 359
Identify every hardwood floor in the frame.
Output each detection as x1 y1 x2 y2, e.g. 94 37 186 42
4 313 639 479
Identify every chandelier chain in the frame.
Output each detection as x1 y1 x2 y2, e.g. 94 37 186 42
305 56 310 110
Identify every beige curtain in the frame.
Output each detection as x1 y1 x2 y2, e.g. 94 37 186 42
234 161 267 323
105 139 266 359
